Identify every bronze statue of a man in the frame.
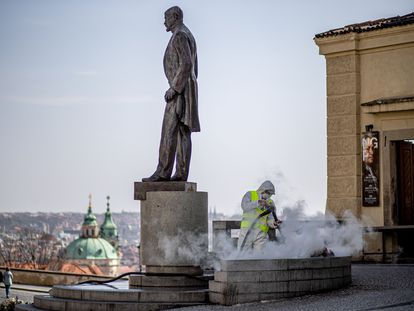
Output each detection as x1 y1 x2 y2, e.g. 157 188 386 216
143 6 200 182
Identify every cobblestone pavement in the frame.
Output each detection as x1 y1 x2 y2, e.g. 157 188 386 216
0 288 35 304
0 284 49 304
1 264 413 310
174 264 414 311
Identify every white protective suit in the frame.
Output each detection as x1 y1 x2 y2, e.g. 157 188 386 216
237 180 277 251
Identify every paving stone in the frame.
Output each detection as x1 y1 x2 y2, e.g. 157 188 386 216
214 271 260 283
144 265 204 276
15 305 43 311
139 289 207 303
319 278 334 290
310 279 325 292
331 277 346 289
259 292 294 301
220 259 288 271
288 269 313 280
209 292 260 306
259 270 290 282
33 294 207 311
312 267 343 279
34 295 64 311
209 280 288 294
259 281 288 293
288 280 312 292
129 275 207 288
82 289 139 302
209 281 236 294
343 265 352 276
288 258 331 270
50 287 81 300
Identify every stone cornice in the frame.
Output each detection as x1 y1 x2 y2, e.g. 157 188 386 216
314 24 414 56
361 95 414 113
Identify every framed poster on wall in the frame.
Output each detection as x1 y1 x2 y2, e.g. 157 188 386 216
362 131 380 207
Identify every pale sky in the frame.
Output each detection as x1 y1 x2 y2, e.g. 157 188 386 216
0 0 412 215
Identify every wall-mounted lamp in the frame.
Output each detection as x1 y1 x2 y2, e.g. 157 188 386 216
365 124 374 132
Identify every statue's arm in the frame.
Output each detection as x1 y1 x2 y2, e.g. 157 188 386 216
171 32 192 93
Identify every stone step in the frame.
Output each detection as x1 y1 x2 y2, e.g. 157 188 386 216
50 283 208 303
33 295 208 311
129 274 209 288
51 286 208 302
15 304 43 311
50 281 208 302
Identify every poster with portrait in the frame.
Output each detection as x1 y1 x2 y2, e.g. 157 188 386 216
362 131 380 207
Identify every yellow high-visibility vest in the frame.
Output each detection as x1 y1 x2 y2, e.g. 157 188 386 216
240 191 272 233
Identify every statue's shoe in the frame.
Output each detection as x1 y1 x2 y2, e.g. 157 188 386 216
142 174 169 182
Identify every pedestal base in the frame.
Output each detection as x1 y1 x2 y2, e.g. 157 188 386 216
139 186 208 276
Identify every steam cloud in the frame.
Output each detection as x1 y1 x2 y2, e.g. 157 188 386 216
158 230 208 265
223 200 368 261
157 202 368 270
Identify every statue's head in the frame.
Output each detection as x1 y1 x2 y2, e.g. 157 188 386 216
164 6 183 32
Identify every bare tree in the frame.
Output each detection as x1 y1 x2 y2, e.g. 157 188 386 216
0 228 64 269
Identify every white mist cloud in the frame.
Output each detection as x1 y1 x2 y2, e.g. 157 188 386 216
214 203 368 262
158 230 208 266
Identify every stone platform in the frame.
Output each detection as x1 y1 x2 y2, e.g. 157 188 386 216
209 256 352 305
16 278 209 311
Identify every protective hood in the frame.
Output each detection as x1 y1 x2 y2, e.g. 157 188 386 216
257 180 275 195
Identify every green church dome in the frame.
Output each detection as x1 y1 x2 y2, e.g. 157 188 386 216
65 237 118 260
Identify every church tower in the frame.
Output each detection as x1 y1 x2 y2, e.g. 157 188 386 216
100 196 119 251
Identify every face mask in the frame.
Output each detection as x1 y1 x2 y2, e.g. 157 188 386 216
262 192 270 200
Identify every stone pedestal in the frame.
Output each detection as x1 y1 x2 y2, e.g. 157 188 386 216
209 257 352 305
135 182 208 276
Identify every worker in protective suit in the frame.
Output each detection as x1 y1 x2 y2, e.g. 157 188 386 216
238 180 280 251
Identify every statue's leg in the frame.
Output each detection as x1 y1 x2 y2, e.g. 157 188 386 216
173 124 191 181
154 102 179 179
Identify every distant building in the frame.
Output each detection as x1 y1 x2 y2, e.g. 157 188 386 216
64 195 120 275
314 12 414 261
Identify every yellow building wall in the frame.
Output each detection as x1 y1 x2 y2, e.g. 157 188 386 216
360 45 414 103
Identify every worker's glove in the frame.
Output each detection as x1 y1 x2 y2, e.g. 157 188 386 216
258 199 267 207
273 220 283 228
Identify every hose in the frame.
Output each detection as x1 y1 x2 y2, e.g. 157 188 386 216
77 271 205 285
239 209 271 250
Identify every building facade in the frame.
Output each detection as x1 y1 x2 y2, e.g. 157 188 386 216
314 12 414 261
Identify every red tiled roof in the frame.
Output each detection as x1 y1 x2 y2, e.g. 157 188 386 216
59 263 103 275
315 12 414 38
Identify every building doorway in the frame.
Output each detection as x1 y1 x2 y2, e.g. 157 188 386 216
396 140 414 225
395 140 414 257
